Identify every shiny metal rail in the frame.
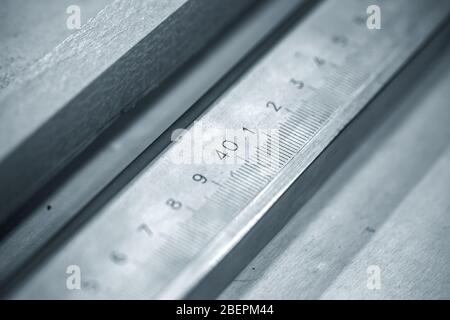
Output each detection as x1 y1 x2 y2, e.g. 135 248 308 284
221 43 450 300
0 0 260 224
8 0 450 299
0 0 309 290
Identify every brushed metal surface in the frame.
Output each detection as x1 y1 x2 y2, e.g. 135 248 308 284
0 0 308 290
7 0 449 299
0 0 259 224
220 44 450 300
0 0 113 91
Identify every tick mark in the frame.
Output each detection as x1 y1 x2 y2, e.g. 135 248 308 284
211 180 222 187
186 206 197 213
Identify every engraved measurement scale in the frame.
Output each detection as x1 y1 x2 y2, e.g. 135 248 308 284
10 0 450 299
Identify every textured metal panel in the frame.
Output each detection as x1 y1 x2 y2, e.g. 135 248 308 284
7 0 449 299
0 0 259 223
0 0 308 291
0 0 113 91
220 44 450 300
